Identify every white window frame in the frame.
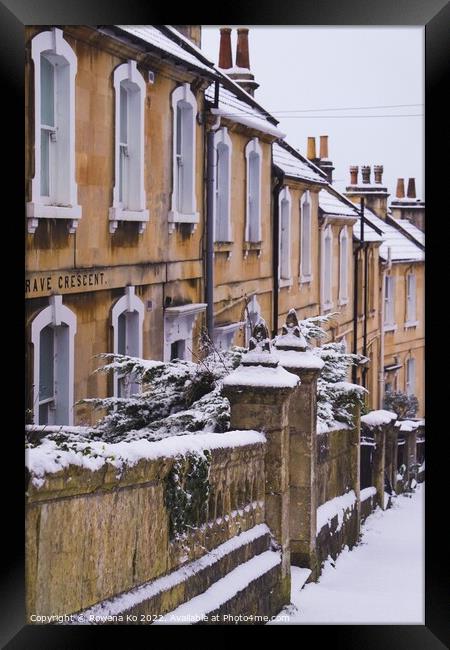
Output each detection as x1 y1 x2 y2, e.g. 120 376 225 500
405 357 416 395
213 127 232 242
405 273 418 327
213 321 245 351
168 83 199 233
300 190 312 283
109 61 149 235
339 226 349 305
321 224 333 311
163 303 207 361
27 28 81 234
384 275 396 331
245 294 261 346
245 138 262 243
279 186 292 286
111 286 145 397
31 295 77 425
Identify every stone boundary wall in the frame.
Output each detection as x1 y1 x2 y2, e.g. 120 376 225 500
26 434 266 620
316 425 358 508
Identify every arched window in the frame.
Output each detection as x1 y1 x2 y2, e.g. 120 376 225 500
109 61 148 234
168 83 199 232
111 286 145 397
321 224 333 310
27 28 81 234
300 190 312 282
31 295 77 425
245 138 262 243
214 127 232 242
339 227 349 305
279 186 291 282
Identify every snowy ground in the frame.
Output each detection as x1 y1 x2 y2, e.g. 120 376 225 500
270 484 424 624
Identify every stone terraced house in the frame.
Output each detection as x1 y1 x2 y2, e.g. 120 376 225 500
25 25 424 425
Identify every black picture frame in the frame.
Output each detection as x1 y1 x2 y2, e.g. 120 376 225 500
2 0 447 646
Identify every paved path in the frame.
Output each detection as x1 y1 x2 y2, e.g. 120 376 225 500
270 485 424 624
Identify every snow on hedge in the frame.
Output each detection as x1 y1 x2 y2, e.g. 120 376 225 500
361 410 398 428
26 429 266 487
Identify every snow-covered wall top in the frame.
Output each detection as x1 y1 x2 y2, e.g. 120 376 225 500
361 409 398 428
26 429 266 487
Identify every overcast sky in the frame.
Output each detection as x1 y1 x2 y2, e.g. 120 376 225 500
201 27 424 199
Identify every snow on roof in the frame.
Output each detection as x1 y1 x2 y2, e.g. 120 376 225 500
392 219 425 247
273 142 326 184
205 84 285 138
319 189 360 219
116 26 216 75
362 210 424 262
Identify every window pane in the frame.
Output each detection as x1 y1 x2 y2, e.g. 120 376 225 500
118 313 126 355
39 325 54 401
120 84 128 144
40 130 50 197
41 55 55 127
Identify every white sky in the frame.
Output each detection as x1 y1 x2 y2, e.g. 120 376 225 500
201 27 424 199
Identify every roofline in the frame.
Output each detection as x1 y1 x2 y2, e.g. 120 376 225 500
159 26 281 127
102 25 220 80
275 139 328 182
384 214 425 251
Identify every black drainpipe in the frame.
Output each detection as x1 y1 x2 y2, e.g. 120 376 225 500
272 166 285 338
352 198 365 383
205 81 220 341
362 198 369 388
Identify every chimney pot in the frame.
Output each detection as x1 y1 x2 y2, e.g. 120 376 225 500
350 165 359 185
361 165 371 184
236 27 250 70
307 137 316 160
396 178 405 198
374 165 383 184
319 135 329 159
218 27 233 69
407 178 416 199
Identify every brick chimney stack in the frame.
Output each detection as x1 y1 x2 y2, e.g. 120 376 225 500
350 166 359 185
390 176 424 230
344 163 389 220
307 137 317 161
396 178 405 198
373 165 384 184
316 135 334 183
224 27 259 96
361 165 371 184
319 135 328 159
218 27 233 69
236 28 250 69
407 178 416 198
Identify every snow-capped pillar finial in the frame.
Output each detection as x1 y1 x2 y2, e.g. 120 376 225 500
273 307 326 577
222 319 299 601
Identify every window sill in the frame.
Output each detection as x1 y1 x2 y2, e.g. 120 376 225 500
243 241 262 258
214 242 234 259
322 301 334 313
27 202 82 234
384 324 397 333
279 278 293 289
338 297 349 307
299 274 312 285
168 210 200 234
404 321 419 329
109 207 150 234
